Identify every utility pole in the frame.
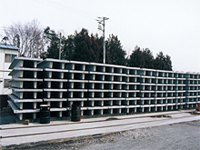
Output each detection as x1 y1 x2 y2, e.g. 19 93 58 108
59 33 61 60
96 17 109 64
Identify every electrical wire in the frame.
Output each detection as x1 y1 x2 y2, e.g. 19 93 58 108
0 0 101 38
44 0 94 17
33 0 96 19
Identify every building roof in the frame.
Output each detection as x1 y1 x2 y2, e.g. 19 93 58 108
0 43 19 50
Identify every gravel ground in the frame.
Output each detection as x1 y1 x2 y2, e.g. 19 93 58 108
13 120 200 150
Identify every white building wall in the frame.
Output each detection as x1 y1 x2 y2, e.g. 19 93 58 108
0 48 18 95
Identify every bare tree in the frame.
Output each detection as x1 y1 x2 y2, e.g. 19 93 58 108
4 19 46 58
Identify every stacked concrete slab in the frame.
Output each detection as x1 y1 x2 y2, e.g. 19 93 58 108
37 59 70 118
8 57 43 120
8 57 200 120
184 72 200 108
138 69 187 112
36 59 141 117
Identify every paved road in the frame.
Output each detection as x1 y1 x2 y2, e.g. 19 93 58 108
82 120 200 150
1 111 200 150
9 120 200 150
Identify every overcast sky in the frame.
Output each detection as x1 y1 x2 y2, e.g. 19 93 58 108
0 0 199 73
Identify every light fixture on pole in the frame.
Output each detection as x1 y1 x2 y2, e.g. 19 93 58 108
96 17 109 64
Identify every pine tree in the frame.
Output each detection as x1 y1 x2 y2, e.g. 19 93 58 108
94 34 103 63
62 35 74 60
90 34 99 63
43 27 60 59
106 34 126 65
128 46 145 68
72 28 96 62
154 52 172 71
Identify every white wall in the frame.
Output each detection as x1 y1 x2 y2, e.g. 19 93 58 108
0 48 18 95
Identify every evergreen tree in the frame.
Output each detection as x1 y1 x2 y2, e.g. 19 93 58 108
43 26 60 59
142 48 154 69
154 52 172 71
62 35 74 60
165 55 172 71
40 27 173 71
44 26 59 41
94 34 103 63
128 46 145 68
72 28 96 62
128 46 172 70
90 34 100 63
46 40 59 59
106 34 126 65
154 51 166 70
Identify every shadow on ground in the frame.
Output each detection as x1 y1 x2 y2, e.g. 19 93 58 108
0 107 18 125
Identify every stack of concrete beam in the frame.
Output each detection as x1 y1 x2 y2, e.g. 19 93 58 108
8 57 43 120
174 71 187 110
138 68 176 112
184 72 200 109
37 59 69 118
84 63 140 116
37 59 141 117
8 57 200 120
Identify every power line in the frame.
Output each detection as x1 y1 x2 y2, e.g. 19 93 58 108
33 0 96 19
1 0 99 33
45 0 94 17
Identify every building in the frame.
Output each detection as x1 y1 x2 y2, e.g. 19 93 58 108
0 43 18 95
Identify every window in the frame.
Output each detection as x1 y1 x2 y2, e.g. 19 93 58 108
5 54 11 62
4 79 10 88
5 54 17 62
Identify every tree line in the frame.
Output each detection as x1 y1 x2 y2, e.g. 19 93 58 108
1 20 172 71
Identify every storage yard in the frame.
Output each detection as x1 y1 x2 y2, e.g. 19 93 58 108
1 57 200 149
1 1 200 149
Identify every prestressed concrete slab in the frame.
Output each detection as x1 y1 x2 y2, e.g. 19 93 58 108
68 89 87 92
43 98 67 102
90 62 126 68
68 79 88 83
50 108 67 111
44 89 67 92
45 68 69 72
70 60 90 65
11 88 43 92
7 100 40 114
9 57 42 69
69 70 89 74
68 98 87 101
44 79 68 82
87 106 109 110
10 78 43 82
126 105 140 108
9 68 42 76
7 57 200 122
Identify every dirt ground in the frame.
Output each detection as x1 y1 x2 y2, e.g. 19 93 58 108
11 120 200 150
